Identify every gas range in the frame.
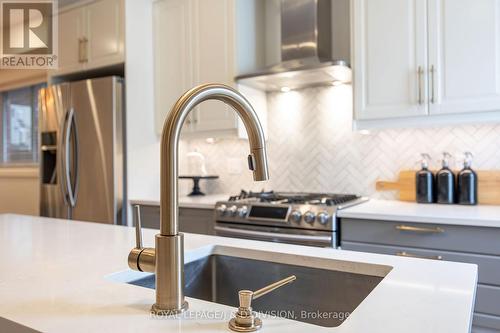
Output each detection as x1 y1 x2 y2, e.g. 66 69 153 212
214 190 368 248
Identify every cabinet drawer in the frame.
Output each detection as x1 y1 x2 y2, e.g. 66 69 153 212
472 326 500 333
473 313 500 332
476 285 500 317
341 242 500 286
135 205 160 229
178 207 215 235
133 205 215 235
341 218 500 255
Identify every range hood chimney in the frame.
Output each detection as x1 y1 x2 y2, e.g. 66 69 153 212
236 0 351 92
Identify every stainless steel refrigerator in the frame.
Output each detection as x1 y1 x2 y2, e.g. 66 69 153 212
38 76 126 225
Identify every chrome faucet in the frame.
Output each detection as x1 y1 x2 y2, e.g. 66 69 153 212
128 83 269 314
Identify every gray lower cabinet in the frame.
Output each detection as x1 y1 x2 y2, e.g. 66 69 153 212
179 207 215 235
473 313 500 333
341 218 500 255
340 218 500 333
133 204 215 235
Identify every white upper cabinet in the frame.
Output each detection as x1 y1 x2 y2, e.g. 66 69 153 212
54 0 124 76
58 8 86 74
189 0 239 134
85 0 125 68
428 0 500 115
354 0 500 127
153 0 268 138
153 0 193 134
353 0 428 120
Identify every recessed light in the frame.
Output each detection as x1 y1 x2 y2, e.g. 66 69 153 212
280 87 291 93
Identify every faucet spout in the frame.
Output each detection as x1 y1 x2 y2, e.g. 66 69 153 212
146 83 269 315
160 83 269 236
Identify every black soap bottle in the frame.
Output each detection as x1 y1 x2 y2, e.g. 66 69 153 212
416 153 435 203
457 152 478 205
436 152 456 204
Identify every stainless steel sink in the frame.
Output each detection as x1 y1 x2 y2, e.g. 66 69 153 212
128 253 391 327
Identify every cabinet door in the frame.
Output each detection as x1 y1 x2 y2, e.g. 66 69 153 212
353 0 428 120
57 8 85 74
190 0 238 133
428 0 500 115
153 0 255 137
85 0 125 69
179 208 215 235
153 0 195 134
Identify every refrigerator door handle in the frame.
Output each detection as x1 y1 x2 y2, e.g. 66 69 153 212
64 108 79 209
59 109 70 207
71 109 80 206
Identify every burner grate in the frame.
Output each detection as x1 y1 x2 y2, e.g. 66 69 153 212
228 190 360 206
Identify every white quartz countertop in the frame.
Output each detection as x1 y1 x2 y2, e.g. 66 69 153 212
338 199 500 228
130 194 229 209
0 214 476 333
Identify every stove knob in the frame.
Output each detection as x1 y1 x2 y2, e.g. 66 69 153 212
237 206 248 218
303 211 316 224
290 210 302 223
317 212 330 225
216 204 227 215
228 205 238 216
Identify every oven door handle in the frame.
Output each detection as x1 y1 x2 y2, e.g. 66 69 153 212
214 226 333 244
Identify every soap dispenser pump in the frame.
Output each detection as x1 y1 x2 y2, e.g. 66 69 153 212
416 153 435 203
457 152 478 205
436 152 456 204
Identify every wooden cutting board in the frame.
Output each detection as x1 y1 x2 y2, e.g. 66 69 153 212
376 170 500 205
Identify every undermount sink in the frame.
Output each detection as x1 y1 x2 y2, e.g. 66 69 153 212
127 247 392 328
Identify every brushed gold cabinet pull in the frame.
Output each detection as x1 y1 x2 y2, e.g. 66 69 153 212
395 225 444 233
82 37 88 63
78 38 83 63
430 65 436 104
396 251 443 260
417 66 424 105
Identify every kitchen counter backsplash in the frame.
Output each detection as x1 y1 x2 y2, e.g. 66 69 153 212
180 85 500 198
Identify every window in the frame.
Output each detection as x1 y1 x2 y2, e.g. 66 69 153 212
0 83 45 165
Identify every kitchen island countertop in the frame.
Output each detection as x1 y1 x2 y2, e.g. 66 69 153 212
0 214 477 333
338 199 500 228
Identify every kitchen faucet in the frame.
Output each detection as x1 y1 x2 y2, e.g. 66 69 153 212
128 83 269 314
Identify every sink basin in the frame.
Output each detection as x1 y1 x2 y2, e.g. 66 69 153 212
127 247 392 328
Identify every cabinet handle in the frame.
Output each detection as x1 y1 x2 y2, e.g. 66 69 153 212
430 65 436 104
82 37 88 63
78 38 83 63
396 251 443 260
395 225 444 234
417 66 424 105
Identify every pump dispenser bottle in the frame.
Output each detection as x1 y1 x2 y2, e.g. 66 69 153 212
436 152 456 204
457 152 478 205
416 153 435 203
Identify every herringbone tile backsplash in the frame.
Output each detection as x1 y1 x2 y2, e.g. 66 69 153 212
180 85 500 199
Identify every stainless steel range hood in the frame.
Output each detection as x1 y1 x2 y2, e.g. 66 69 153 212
236 0 351 92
